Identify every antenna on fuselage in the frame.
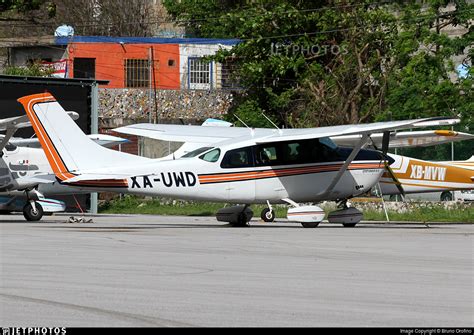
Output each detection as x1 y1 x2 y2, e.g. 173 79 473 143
233 114 254 136
262 113 282 135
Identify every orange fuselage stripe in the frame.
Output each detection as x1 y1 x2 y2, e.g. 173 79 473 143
199 163 383 184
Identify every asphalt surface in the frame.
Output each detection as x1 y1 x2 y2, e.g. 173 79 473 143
0 214 472 327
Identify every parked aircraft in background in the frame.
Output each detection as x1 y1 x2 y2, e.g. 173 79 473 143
18 92 462 227
0 113 128 221
378 154 474 201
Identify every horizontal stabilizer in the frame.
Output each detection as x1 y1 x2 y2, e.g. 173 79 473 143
15 174 56 188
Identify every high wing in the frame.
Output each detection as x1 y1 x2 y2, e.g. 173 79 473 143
114 117 461 147
0 112 79 132
333 130 474 149
6 133 130 148
114 122 259 144
0 112 80 151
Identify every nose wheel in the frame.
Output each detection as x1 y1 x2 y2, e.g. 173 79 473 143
260 207 275 222
23 201 43 221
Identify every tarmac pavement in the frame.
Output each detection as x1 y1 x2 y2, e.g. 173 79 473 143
0 214 472 327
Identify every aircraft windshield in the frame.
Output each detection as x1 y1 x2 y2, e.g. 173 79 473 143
182 147 214 158
199 148 221 162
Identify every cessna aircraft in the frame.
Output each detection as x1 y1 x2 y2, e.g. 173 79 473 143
18 92 461 227
0 112 128 221
378 154 474 201
115 120 473 221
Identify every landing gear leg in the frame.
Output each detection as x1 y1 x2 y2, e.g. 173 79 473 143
261 200 275 222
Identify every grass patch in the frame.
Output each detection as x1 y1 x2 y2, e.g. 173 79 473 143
361 207 474 222
99 196 474 223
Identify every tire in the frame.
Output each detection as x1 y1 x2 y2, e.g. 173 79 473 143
260 208 275 222
440 191 453 201
301 222 319 228
342 223 357 228
23 202 43 221
231 212 249 227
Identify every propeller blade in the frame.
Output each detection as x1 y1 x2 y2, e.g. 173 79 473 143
384 162 406 197
382 131 390 154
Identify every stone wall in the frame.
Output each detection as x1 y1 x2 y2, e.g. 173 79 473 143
98 88 234 129
98 88 235 158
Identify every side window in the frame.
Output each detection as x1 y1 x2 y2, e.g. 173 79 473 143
221 147 254 168
255 145 278 166
309 139 340 162
199 148 220 162
282 142 301 164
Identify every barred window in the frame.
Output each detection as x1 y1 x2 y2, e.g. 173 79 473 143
125 59 150 88
189 58 211 89
221 59 240 89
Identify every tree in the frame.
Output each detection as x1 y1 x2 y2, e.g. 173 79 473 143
164 0 473 160
53 0 166 37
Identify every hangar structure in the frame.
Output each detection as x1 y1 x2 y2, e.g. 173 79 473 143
0 74 109 213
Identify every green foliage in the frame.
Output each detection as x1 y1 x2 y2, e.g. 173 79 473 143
164 0 473 139
4 62 55 77
100 195 474 223
0 0 55 17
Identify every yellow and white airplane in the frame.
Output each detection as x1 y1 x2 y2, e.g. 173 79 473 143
378 154 474 201
18 92 461 228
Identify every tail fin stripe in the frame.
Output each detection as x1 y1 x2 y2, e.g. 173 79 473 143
19 94 75 181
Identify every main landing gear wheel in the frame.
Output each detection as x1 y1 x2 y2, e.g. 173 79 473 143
301 222 319 228
23 202 43 221
440 191 453 201
342 222 357 228
232 212 249 227
260 208 275 222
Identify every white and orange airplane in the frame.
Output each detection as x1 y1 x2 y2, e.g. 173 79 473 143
116 120 474 211
17 92 462 228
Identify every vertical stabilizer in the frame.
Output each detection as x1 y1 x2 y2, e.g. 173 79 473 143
18 92 148 181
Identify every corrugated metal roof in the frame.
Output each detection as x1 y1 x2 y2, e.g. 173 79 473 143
55 36 240 45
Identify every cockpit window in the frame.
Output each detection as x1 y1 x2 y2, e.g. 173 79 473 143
221 146 254 168
199 148 220 162
254 138 342 166
182 147 214 158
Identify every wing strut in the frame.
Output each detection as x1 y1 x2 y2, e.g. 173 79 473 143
0 127 18 152
318 134 370 198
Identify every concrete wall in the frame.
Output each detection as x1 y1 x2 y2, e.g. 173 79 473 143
179 43 233 89
10 46 66 66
